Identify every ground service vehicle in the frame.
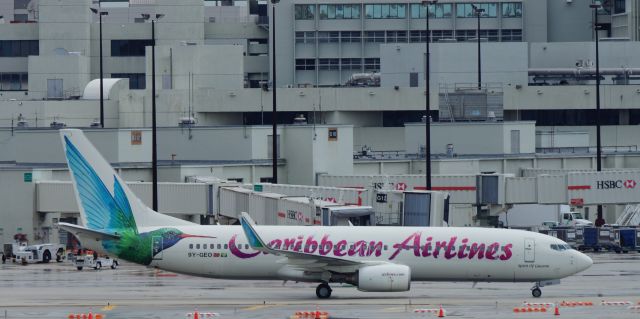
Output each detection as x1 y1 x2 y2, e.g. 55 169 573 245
14 244 65 264
74 254 118 270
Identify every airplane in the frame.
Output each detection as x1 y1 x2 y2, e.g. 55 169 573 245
58 129 592 299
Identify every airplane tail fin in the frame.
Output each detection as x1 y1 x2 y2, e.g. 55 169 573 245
60 129 191 233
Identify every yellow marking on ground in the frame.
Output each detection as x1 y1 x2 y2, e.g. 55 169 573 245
101 304 116 311
242 304 276 311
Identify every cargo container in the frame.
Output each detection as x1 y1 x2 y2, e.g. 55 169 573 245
613 228 638 253
580 227 598 251
251 183 369 206
544 227 577 247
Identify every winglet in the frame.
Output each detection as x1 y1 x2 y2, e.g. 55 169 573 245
240 212 268 251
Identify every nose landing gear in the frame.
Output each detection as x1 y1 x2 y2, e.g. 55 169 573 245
531 286 542 298
316 283 332 299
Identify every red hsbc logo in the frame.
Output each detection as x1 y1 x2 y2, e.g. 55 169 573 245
395 182 407 191
624 180 636 189
596 180 637 189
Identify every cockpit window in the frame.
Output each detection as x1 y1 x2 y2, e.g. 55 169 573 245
550 244 572 251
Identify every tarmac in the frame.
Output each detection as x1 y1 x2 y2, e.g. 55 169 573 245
0 253 639 318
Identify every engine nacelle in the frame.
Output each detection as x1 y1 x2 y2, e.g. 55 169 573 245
357 264 411 292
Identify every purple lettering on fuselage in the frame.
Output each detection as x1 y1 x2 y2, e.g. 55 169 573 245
227 233 513 262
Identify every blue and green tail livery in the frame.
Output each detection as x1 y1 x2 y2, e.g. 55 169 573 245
60 129 198 265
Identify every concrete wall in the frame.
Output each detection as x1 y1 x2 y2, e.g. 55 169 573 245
405 121 537 156
0 169 37 245
545 0 593 42
380 42 528 88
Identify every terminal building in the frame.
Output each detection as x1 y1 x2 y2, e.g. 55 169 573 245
1 0 640 245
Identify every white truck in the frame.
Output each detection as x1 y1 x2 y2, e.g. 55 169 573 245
541 212 593 228
74 254 118 270
14 244 66 264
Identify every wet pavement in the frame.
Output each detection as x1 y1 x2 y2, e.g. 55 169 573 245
0 253 639 318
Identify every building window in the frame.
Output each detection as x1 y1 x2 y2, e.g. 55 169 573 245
501 29 522 42
432 30 453 42
364 31 386 43
319 4 361 19
111 40 153 57
480 29 499 42
502 3 522 17
341 31 361 43
614 0 626 14
295 4 315 20
365 4 406 19
386 31 407 43
410 30 427 43
317 31 339 43
295 59 316 70
455 29 476 42
410 3 452 18
410 30 454 42
296 31 316 44
0 40 38 57
364 58 380 72
456 3 497 18
318 58 339 70
0 73 28 91
111 73 146 89
341 58 362 70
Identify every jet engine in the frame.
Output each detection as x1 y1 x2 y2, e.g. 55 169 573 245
357 264 411 292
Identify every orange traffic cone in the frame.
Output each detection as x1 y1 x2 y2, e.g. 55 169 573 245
193 309 199 319
437 305 445 317
88 310 93 319
554 305 560 316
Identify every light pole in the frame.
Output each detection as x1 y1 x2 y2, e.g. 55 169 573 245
90 7 108 128
141 13 164 212
423 0 437 190
471 4 485 90
271 0 280 184
590 2 604 226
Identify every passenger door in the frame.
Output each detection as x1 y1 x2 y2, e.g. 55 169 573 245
152 236 163 260
524 238 535 263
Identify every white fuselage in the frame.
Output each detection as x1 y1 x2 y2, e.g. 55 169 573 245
118 225 593 283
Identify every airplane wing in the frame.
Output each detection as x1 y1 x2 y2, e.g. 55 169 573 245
240 213 385 272
58 222 120 241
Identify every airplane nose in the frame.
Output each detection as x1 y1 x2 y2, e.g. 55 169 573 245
575 251 593 273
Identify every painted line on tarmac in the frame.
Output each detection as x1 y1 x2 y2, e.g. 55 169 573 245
242 304 277 311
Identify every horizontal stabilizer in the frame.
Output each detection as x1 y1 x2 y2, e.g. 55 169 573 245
58 222 120 242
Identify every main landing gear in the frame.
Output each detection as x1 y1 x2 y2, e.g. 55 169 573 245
316 283 332 299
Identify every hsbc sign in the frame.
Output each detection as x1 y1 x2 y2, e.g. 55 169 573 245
596 180 637 189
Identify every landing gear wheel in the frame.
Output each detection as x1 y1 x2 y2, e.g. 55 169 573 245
42 250 51 263
531 287 542 298
315 283 332 299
